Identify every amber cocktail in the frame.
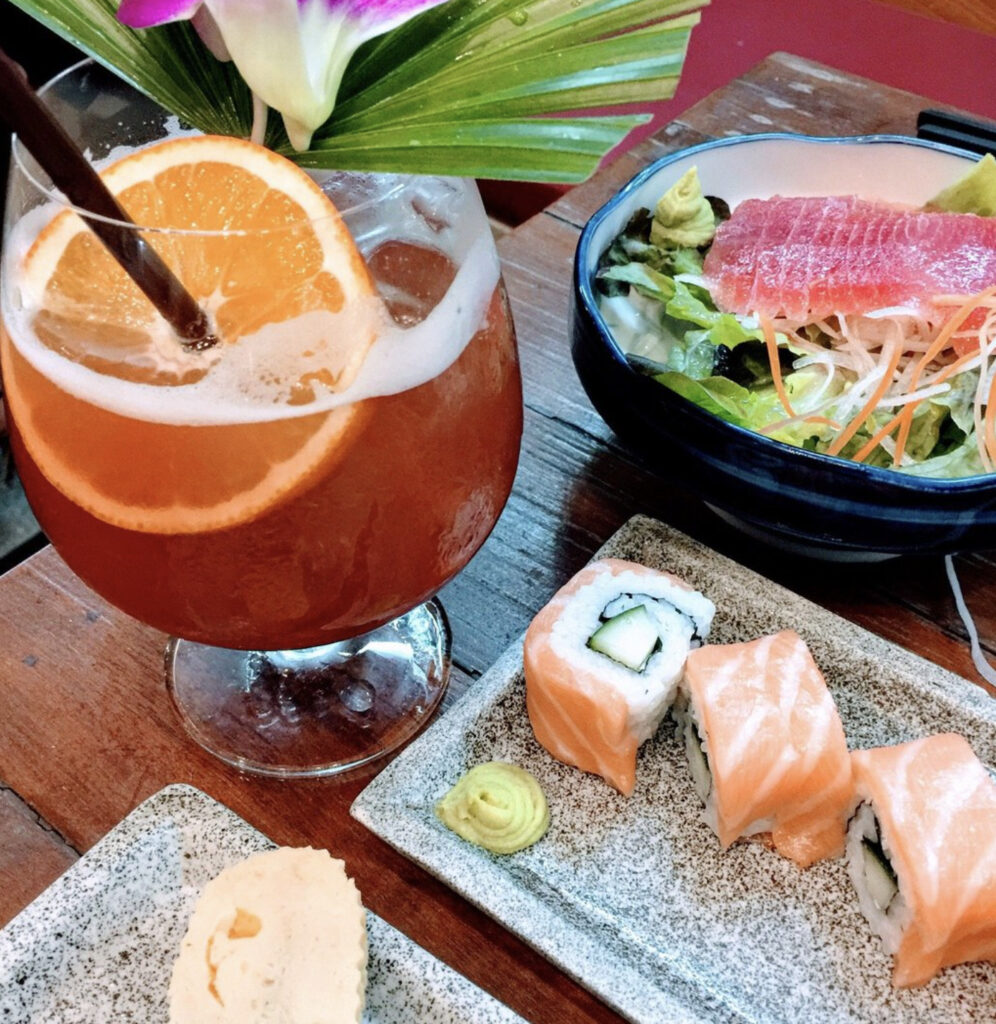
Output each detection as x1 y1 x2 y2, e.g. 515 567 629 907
1 62 522 775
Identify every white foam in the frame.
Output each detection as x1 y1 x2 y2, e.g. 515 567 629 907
2 185 500 426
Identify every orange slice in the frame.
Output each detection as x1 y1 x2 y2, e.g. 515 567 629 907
3 135 376 535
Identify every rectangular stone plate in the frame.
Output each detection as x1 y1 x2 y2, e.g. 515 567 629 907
0 784 524 1023
352 515 996 1024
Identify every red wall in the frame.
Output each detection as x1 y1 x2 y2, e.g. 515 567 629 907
481 0 996 223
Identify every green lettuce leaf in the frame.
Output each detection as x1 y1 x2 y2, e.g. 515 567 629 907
655 366 837 447
926 154 996 217
671 248 705 276
931 368 979 436
654 372 764 426
599 263 676 305
663 279 723 328
664 281 786 351
655 333 720 379
903 402 956 463
896 438 988 478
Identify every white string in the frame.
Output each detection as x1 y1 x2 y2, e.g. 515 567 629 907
944 555 996 688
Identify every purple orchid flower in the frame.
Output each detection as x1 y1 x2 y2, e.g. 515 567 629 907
118 0 448 150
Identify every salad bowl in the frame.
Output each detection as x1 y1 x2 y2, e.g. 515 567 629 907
572 134 996 559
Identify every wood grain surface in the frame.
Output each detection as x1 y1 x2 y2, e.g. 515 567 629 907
880 0 994 33
1 52 994 1024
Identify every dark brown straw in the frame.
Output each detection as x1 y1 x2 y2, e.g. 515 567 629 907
0 50 217 351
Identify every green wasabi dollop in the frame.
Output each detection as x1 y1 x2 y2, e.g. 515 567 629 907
435 762 549 854
925 153 996 217
650 166 716 248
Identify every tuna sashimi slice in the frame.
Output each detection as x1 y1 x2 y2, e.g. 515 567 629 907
702 195 996 321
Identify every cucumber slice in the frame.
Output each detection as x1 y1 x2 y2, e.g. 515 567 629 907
862 839 899 911
685 722 712 803
587 604 660 671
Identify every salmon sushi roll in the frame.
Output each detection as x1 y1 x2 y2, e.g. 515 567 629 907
524 558 714 796
847 733 996 987
675 630 852 867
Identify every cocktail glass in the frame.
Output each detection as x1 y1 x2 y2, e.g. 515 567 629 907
0 61 522 777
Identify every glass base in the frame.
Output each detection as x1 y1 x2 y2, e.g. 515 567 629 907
165 600 451 778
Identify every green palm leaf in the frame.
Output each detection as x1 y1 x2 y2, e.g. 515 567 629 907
7 0 254 137
295 115 651 183
330 16 700 128
6 0 707 181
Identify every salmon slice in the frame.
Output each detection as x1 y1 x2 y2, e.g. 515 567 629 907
679 630 852 867
849 734 996 987
702 196 996 321
523 558 714 796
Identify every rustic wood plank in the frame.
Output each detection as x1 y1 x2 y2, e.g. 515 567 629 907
0 785 78 926
878 0 996 34
684 53 943 135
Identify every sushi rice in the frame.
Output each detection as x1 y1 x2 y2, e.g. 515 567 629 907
545 566 714 747
673 688 791 843
846 802 913 955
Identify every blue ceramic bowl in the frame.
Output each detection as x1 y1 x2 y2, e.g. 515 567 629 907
572 134 996 559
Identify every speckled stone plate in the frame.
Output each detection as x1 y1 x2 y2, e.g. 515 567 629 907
0 784 524 1024
351 515 996 1024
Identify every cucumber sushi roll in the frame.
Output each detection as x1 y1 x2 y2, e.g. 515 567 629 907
847 734 996 987
524 558 714 796
676 630 853 867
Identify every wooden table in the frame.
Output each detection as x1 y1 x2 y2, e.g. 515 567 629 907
1 53 994 1023
882 0 994 34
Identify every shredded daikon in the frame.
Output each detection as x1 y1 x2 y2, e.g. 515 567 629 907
763 291 996 470
877 382 952 407
945 556 996 688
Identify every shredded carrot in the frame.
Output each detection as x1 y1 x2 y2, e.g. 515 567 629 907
922 348 984 387
985 370 996 468
891 408 916 466
827 343 903 457
894 285 996 463
851 409 907 464
759 313 795 418
870 350 981 466
912 286 996 385
853 348 983 464
803 416 842 428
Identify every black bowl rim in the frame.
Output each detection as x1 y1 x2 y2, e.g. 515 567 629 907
574 132 996 496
